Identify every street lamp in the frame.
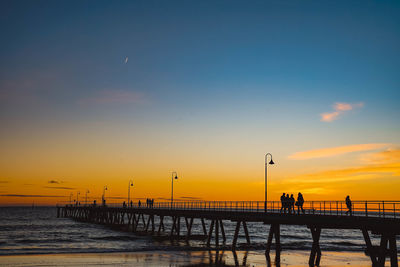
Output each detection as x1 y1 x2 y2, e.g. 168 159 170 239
102 186 108 204
76 191 80 205
265 153 275 212
171 171 179 204
128 179 133 205
85 189 90 205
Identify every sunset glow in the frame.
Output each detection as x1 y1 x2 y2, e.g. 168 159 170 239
1 1 399 206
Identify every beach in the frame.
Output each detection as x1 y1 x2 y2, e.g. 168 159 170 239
0 250 374 267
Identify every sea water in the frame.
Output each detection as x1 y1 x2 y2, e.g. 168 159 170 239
0 207 397 257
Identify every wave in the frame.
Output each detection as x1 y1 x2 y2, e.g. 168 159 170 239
16 238 76 244
330 241 361 246
91 235 138 241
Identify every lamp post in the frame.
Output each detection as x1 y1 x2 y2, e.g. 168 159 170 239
85 189 90 205
265 153 275 212
128 179 133 205
76 191 80 205
102 186 108 205
171 171 178 204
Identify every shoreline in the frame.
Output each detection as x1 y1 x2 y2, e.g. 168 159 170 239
0 250 375 266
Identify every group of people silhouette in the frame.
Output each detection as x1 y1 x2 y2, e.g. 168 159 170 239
279 193 352 216
146 198 155 208
280 192 304 214
121 199 155 208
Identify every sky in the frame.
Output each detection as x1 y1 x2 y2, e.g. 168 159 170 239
1 0 399 205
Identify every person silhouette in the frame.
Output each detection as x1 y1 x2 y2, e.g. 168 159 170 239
289 194 295 213
280 193 286 213
296 192 304 214
285 194 290 214
345 196 352 216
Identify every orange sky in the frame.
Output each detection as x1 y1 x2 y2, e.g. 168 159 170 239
1 143 399 205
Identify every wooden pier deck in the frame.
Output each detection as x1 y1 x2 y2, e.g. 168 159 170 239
58 200 400 267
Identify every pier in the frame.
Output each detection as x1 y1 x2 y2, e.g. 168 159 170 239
58 200 400 267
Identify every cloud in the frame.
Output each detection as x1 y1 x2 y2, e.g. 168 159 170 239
320 102 364 122
48 180 60 184
286 148 400 184
289 143 389 160
43 186 76 190
78 90 145 105
106 196 126 200
360 147 400 164
179 196 204 200
0 194 65 198
286 162 400 184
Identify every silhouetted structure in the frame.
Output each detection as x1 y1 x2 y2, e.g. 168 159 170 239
58 200 399 267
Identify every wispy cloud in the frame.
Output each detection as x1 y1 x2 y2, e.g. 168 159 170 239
78 90 145 106
43 186 76 190
107 196 126 200
320 102 364 122
48 180 60 184
179 196 204 200
0 194 65 198
286 148 400 184
289 143 389 160
360 147 400 164
286 163 400 184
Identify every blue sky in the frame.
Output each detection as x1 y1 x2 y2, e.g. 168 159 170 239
1 0 400 203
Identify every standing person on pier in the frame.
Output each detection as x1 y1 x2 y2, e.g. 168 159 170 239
289 194 295 213
280 193 286 213
345 196 352 216
285 194 290 213
296 192 304 214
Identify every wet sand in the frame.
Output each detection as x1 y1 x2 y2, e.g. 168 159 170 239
0 250 374 266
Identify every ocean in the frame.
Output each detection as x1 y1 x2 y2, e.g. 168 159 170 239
1 206 397 257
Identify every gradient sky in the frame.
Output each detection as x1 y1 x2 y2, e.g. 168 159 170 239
1 0 399 205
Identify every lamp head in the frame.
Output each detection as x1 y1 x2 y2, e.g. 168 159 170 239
269 159 275 165
174 175 178 180
130 183 133 186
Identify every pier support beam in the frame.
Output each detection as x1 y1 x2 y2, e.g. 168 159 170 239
158 216 165 235
185 217 194 241
207 220 215 247
265 223 281 263
219 220 226 243
231 221 251 250
362 228 378 266
388 235 398 267
201 219 207 236
377 233 398 267
170 216 181 237
308 226 321 267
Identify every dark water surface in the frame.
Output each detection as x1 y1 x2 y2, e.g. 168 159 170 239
0 207 397 256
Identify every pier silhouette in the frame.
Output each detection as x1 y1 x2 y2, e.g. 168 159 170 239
58 200 399 267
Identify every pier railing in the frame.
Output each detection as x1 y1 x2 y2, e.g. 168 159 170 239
67 200 400 219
